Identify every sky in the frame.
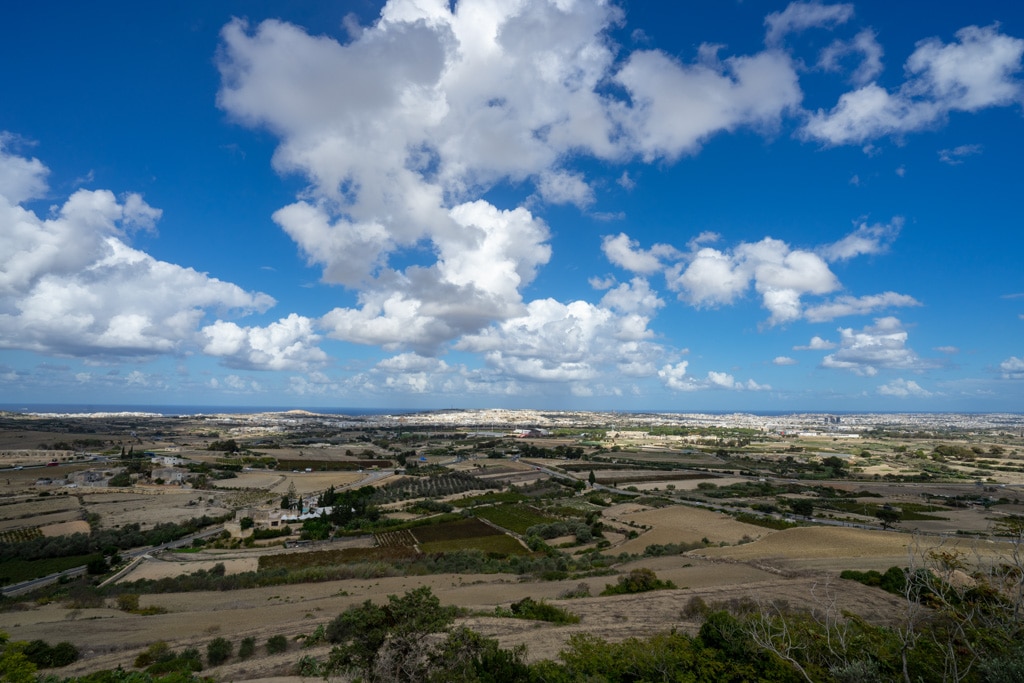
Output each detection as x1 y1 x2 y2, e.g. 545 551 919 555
1 0 1023 413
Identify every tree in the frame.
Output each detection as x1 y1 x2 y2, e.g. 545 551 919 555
0 632 37 683
108 472 131 487
86 557 109 575
821 456 847 477
325 586 457 681
789 499 814 518
588 470 596 487
876 507 901 530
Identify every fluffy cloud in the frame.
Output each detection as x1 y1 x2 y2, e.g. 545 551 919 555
803 292 922 322
658 362 768 392
658 361 694 391
764 2 854 46
669 237 839 324
319 201 550 353
1000 356 1024 380
819 218 901 262
612 47 801 160
536 170 595 208
818 29 884 85
0 135 48 204
822 317 933 376
457 283 664 387
602 233 679 275
795 335 837 350
0 145 275 358
878 378 933 398
805 25 1024 144
774 356 798 365
217 1 808 352
201 314 327 371
606 220 916 326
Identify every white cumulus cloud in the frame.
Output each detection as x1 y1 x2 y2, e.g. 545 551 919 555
878 378 933 398
0 145 275 358
822 317 933 376
201 314 327 371
999 356 1024 380
804 25 1024 144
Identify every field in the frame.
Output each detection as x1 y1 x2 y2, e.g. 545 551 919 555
608 503 772 555
471 503 558 534
3 410 1024 680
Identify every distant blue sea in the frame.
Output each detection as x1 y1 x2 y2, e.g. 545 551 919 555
0 404 1015 418
0 404 420 417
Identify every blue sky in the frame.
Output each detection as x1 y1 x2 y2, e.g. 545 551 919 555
1 0 1023 412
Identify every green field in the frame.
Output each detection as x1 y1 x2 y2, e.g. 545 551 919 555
418 534 528 555
258 545 417 571
411 517 497 543
0 553 102 585
473 504 558 534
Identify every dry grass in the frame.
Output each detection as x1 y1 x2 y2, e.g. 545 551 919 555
607 503 770 555
693 526 1020 572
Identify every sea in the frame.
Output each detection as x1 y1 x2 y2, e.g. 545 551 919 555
0 404 418 417
1 404 1017 419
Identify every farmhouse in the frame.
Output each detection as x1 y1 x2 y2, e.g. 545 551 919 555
151 466 189 484
68 468 123 487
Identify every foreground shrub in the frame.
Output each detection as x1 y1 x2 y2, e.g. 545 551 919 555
206 637 232 666
266 635 288 655
237 637 256 660
22 640 79 668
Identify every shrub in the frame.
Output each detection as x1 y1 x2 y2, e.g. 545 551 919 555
116 594 140 612
134 642 172 669
497 597 580 624
266 635 288 655
557 582 591 599
206 637 232 666
145 647 202 675
600 568 676 596
238 636 256 660
22 640 79 668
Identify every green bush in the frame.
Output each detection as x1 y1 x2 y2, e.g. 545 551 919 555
266 635 288 655
206 637 232 666
238 637 256 660
23 639 79 668
600 568 676 596
497 597 580 624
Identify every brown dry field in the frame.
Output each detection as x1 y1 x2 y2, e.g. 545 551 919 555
695 525 1020 572
605 476 744 492
40 520 91 537
607 503 770 554
1 554 906 681
4 419 1024 679
215 471 373 496
1 499 943 681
